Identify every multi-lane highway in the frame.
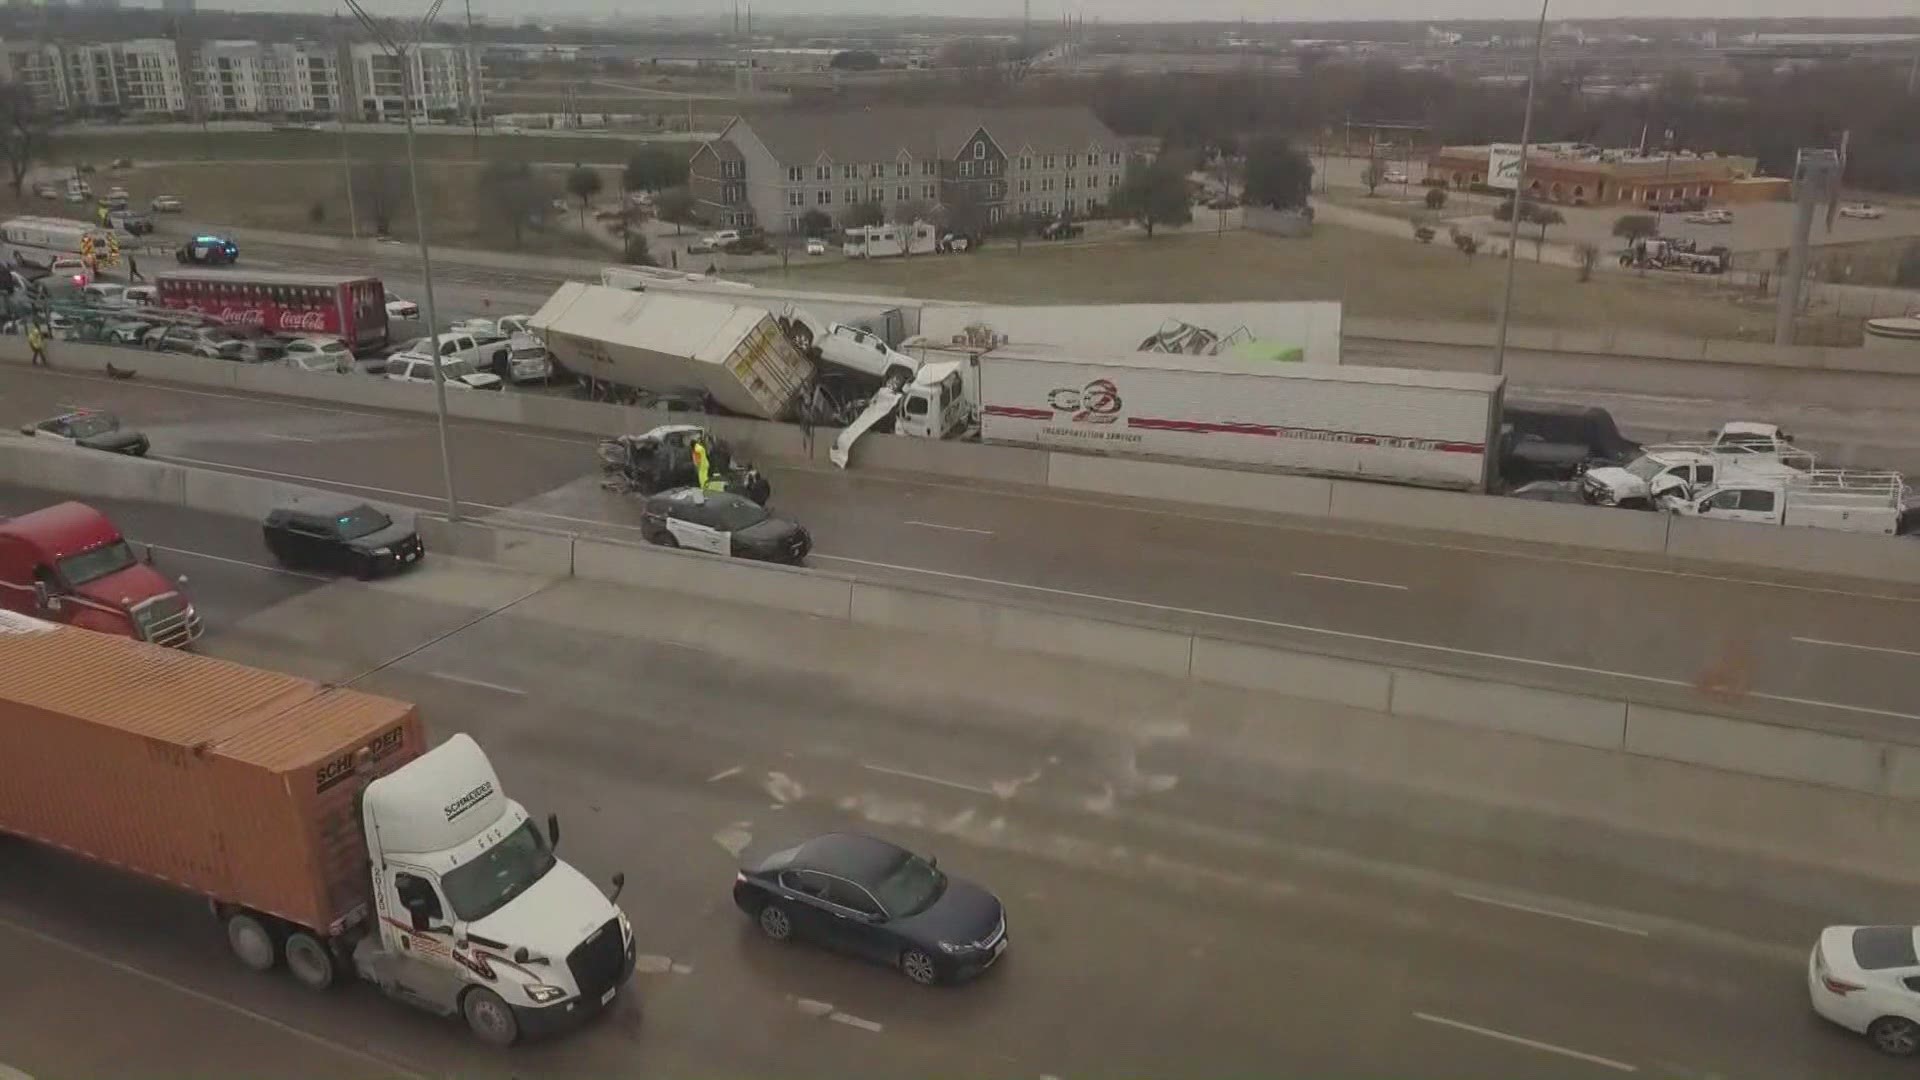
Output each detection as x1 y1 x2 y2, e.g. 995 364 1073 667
0 487 1903 1080
4 363 1917 739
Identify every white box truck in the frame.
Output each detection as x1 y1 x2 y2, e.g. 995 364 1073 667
532 282 814 420
835 343 1503 491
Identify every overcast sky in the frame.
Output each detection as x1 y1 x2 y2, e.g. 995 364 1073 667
205 0 1920 23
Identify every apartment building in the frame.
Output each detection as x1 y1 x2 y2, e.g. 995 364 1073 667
690 106 1126 235
119 38 187 114
349 41 473 121
0 40 69 110
0 37 409 120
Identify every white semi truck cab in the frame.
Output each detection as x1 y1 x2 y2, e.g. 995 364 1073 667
353 734 635 1046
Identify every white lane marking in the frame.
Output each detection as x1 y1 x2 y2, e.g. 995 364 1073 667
1413 1012 1637 1073
829 1012 885 1033
1293 571 1409 591
0 915 429 1079
1451 891 1651 937
814 554 1920 723
1792 636 1920 660
904 520 995 536
793 997 835 1018
633 954 673 975
862 762 999 796
426 670 526 696
765 771 804 804
261 432 316 443
0 1064 33 1080
706 765 743 783
713 823 752 858
144 543 329 582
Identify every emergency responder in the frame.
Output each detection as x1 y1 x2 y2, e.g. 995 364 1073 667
27 320 48 366
691 437 711 490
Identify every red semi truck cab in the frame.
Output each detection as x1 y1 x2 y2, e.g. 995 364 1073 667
0 502 202 647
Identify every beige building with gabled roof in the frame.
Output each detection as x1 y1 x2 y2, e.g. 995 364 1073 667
689 106 1128 236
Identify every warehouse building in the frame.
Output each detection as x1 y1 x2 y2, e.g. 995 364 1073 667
1425 143 1785 207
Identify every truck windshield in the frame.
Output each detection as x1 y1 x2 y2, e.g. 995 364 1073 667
58 540 136 586
1625 456 1668 482
442 819 557 922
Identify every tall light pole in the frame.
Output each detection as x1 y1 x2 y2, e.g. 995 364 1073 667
1491 0 1550 378
343 0 460 521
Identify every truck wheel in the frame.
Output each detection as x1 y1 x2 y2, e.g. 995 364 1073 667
462 987 520 1047
283 931 336 990
225 912 278 972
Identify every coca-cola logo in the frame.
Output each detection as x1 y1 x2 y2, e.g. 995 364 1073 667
277 309 328 332
216 307 267 327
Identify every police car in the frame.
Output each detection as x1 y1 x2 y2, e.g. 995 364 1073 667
639 487 811 564
176 235 239 265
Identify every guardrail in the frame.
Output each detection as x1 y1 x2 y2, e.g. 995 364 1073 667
4 338 1915 586
5 433 1917 810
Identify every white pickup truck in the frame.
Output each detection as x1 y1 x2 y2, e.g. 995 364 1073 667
1581 427 1815 509
1657 469 1908 535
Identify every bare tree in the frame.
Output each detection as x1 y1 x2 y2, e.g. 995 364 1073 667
476 159 550 248
656 186 696 235
1360 156 1386 197
0 82 46 200
1574 241 1600 282
350 157 405 237
565 165 604 231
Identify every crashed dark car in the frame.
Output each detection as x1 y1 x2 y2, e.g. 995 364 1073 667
1499 402 1642 484
732 832 1008 986
262 495 424 579
21 410 148 456
598 424 771 505
640 487 809 564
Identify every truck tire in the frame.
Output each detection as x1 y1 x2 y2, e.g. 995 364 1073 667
225 912 278 972
461 987 520 1047
283 931 336 990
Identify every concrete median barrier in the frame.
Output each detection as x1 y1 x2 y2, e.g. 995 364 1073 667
1389 670 1628 750
1889 748 1920 801
1328 480 1671 554
1189 636 1391 711
1046 456 1335 518
849 579 1193 676
1664 516 1920 585
0 436 187 504
571 537 854 619
835 432 1052 485
178 466 296 519
1624 704 1889 794
416 517 574 576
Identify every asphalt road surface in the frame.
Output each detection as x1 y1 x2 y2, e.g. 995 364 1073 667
0 492 1905 1080
4 364 1918 740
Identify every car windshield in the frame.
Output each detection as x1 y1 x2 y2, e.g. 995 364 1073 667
440 819 557 922
65 414 116 438
441 358 478 379
1625 456 1668 481
868 854 945 918
330 504 392 540
707 497 770 532
58 539 137 586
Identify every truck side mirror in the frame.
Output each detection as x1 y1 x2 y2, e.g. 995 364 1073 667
32 582 57 611
609 872 626 902
143 543 155 565
546 812 560 848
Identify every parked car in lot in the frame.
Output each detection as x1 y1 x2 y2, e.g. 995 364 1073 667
1810 925 1920 1056
1383 170 1409 185
1039 220 1084 240
385 296 420 320
1838 203 1885 220
280 335 356 373
176 234 238 265
805 237 828 256
149 194 184 212
19 409 148 456
732 832 1008 986
1684 208 1733 224
32 182 57 200
640 487 809 563
261 496 424 580
385 351 502 390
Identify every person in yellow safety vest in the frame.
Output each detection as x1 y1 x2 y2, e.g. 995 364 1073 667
691 438 710 490
27 321 48 366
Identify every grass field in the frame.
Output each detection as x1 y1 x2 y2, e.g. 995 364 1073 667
37 160 617 258
747 225 1791 341
46 129 699 169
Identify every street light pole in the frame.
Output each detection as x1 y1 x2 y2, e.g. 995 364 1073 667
1491 0 1550 378
343 0 460 522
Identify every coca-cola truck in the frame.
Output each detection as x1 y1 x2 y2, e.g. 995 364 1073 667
157 269 391 352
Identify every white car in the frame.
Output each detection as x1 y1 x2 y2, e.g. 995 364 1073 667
1685 209 1733 225
281 335 356 373
81 282 131 308
385 351 502 391
1383 170 1409 185
1810 925 1920 1056
49 256 90 286
122 285 158 307
1838 203 1884 220
150 194 184 212
805 238 827 256
486 332 551 384
386 296 420 320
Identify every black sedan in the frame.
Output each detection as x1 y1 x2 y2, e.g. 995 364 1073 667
262 495 423 579
20 410 148 455
733 833 1008 986
640 487 809 564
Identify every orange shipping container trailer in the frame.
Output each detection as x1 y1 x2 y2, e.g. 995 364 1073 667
0 611 425 935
